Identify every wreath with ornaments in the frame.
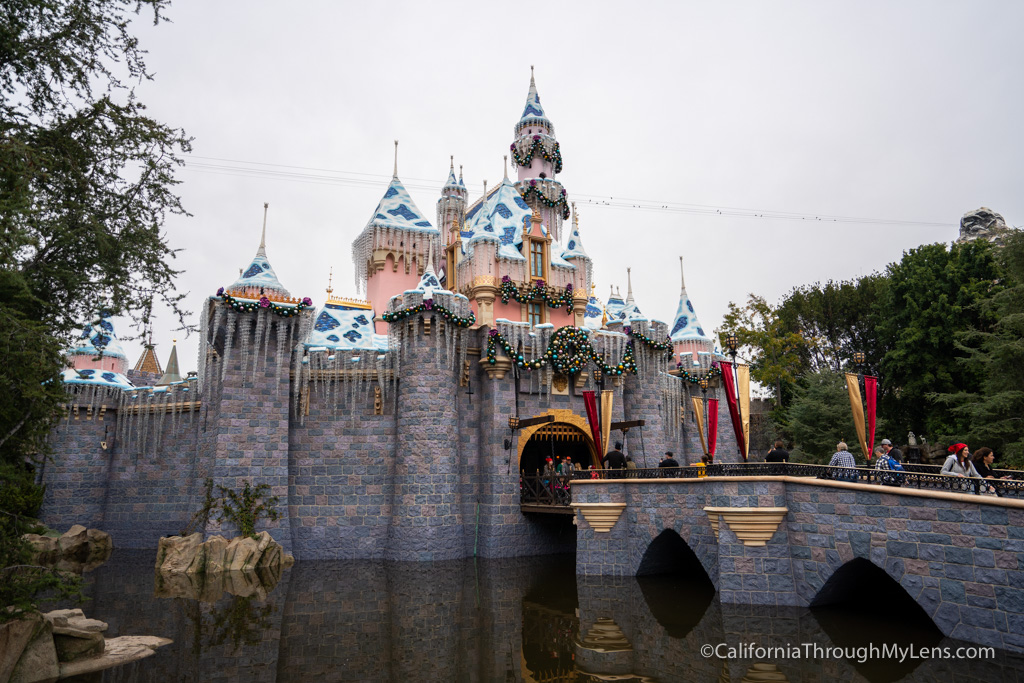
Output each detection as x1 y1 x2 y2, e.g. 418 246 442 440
499 276 574 312
380 297 475 328
510 135 563 174
486 325 637 376
217 288 312 317
519 180 571 220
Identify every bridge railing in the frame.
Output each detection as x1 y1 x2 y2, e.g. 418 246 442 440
566 462 1024 499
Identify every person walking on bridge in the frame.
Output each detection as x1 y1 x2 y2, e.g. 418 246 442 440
602 442 627 471
827 442 858 481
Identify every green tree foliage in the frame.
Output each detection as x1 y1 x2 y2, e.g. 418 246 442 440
776 275 887 377
877 241 1000 439
0 0 192 468
935 231 1024 467
1 0 188 613
722 294 807 408
215 481 281 539
785 371 868 464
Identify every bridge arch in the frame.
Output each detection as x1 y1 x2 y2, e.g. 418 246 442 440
517 408 599 473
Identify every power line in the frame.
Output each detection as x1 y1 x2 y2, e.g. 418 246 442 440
181 154 954 229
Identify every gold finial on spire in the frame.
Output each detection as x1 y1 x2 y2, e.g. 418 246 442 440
393 140 399 179
326 267 334 296
572 201 578 228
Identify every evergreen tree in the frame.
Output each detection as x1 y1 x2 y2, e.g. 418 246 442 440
935 231 1024 467
785 371 875 464
876 241 1000 440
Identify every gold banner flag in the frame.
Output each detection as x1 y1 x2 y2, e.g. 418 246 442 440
692 397 708 456
600 390 614 458
845 372 868 459
738 364 751 460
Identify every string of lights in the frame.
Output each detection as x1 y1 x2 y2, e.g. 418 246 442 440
182 154 953 229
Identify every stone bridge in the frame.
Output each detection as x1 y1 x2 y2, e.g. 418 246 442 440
570 473 1024 653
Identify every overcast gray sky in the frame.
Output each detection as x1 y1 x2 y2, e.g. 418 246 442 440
117 1 1024 373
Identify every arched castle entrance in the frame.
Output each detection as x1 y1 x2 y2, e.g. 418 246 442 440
517 409 600 474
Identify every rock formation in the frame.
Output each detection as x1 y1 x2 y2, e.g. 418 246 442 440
957 207 1013 246
155 531 294 576
21 525 112 574
0 609 170 683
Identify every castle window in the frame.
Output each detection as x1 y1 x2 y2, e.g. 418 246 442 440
528 303 543 327
530 241 544 278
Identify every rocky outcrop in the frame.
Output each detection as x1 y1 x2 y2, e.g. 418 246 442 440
0 609 169 683
22 525 112 573
957 207 1013 246
155 532 294 576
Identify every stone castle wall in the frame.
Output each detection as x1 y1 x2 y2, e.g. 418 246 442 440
40 307 733 561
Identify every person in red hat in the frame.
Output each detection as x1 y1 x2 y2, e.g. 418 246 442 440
941 443 982 480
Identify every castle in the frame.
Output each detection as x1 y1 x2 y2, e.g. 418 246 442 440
41 72 739 561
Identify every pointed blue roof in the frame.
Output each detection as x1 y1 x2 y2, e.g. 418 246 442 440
583 292 605 330
365 177 437 234
463 179 532 258
515 71 554 136
444 166 459 191
670 260 710 341
605 288 625 320
561 215 589 260
229 243 290 297
68 311 129 362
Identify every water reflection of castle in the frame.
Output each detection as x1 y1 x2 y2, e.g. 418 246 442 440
43 71 739 560
80 552 1014 682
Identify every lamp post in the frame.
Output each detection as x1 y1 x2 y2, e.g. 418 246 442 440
699 375 710 461
724 334 743 459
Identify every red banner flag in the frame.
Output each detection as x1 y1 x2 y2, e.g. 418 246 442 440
719 361 747 460
865 375 878 457
582 390 602 461
707 398 719 457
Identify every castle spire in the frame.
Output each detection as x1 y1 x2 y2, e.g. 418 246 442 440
156 339 183 386
258 202 268 257
515 66 553 137
670 255 709 342
393 140 399 179
503 155 509 181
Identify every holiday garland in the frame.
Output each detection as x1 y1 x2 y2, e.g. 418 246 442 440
380 298 476 328
519 180 571 220
499 276 574 312
486 325 637 376
625 326 675 358
510 135 563 174
217 288 313 317
676 365 723 384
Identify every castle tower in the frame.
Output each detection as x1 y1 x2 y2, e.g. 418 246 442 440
352 142 439 320
67 311 130 375
438 158 467 291
561 203 593 326
671 257 715 370
511 68 569 243
204 204 310 551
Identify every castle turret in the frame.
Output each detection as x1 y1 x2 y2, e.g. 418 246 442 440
352 142 440 320
511 68 569 243
156 340 183 386
670 257 715 371
438 159 467 291
561 203 593 326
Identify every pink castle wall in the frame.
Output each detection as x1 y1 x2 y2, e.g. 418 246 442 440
367 253 422 333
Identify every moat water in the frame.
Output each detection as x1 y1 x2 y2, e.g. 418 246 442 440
61 550 1022 682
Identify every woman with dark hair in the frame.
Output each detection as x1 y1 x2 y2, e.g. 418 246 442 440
941 443 982 481
973 447 1009 493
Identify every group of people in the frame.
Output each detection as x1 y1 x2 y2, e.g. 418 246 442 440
819 439 1010 492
